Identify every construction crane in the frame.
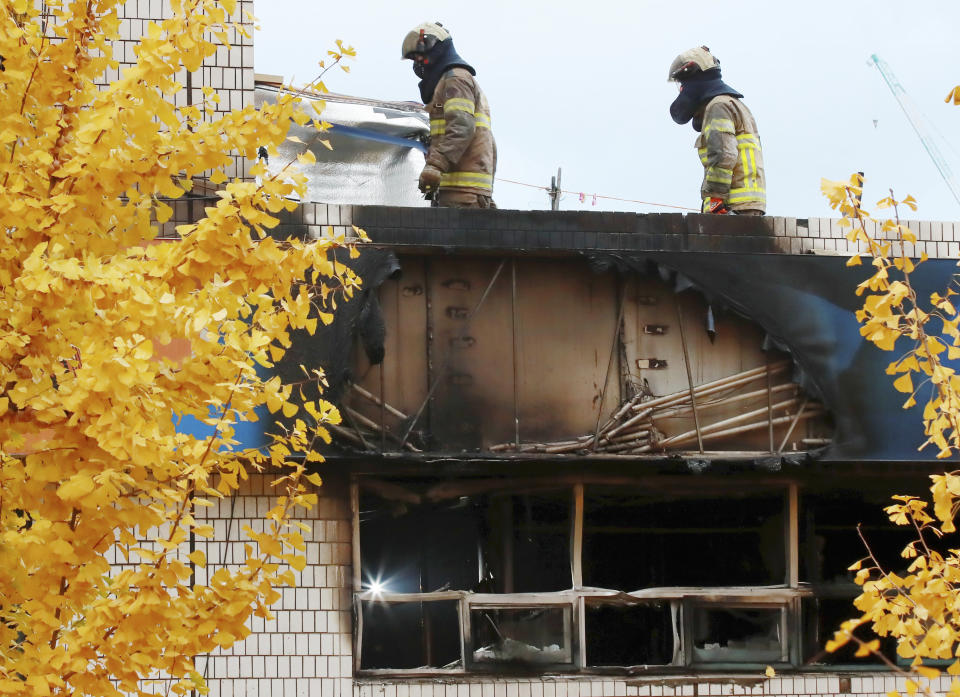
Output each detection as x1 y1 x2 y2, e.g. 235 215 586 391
869 54 960 208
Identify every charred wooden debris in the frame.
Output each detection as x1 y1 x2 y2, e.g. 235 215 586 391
491 360 826 455
329 362 829 456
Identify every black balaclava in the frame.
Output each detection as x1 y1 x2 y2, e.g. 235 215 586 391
414 38 475 103
669 67 743 132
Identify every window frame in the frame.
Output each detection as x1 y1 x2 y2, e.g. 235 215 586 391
352 477 808 676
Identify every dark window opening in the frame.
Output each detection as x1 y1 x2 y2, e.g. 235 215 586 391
360 487 571 594
354 479 929 674
585 601 675 666
689 604 785 664
583 486 785 589
470 606 573 666
360 494 479 593
360 600 461 670
800 489 918 667
800 489 915 585
801 597 896 666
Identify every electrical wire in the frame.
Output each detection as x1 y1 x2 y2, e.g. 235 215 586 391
497 177 700 212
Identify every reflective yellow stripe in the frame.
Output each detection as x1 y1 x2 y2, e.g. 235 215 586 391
440 171 494 190
444 97 476 114
736 134 760 189
729 186 766 204
432 113 489 134
703 118 735 136
697 147 708 165
706 167 733 184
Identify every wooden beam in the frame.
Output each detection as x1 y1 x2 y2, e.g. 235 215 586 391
359 478 422 505
353 593 364 674
576 594 587 669
351 480 361 593
425 477 569 502
572 483 584 590
592 278 628 451
788 482 799 589
675 298 704 453
511 258 521 448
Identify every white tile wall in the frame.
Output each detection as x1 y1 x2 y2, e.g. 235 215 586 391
191 472 353 697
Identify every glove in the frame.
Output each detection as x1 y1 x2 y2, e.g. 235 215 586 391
702 197 730 214
418 164 442 194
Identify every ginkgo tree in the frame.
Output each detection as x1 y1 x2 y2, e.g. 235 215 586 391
0 1 359 695
818 87 960 697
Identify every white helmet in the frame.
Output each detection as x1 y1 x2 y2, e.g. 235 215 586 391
401 22 451 60
668 46 719 81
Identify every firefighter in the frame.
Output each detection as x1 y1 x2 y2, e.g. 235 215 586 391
668 46 765 215
401 22 497 208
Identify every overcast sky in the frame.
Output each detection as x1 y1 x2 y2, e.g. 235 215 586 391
254 1 960 222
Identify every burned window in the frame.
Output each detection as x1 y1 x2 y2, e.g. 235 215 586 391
360 495 480 593
687 602 788 664
354 477 906 675
800 489 914 585
360 487 571 595
799 488 917 667
360 599 461 670
495 491 571 593
585 600 676 667
470 605 573 668
801 596 895 666
583 486 786 589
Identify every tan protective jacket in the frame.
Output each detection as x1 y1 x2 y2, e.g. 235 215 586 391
426 67 497 196
696 95 766 212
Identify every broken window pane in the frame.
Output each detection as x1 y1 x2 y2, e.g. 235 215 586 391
360 600 461 670
360 485 571 594
689 603 786 664
583 486 786 589
470 606 573 666
585 601 676 666
801 597 895 665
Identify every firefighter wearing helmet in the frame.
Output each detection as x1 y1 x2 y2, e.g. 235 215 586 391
668 46 765 215
401 22 497 208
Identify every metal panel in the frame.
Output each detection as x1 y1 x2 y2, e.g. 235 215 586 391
513 259 620 444
255 86 429 207
429 258 515 448
367 257 428 417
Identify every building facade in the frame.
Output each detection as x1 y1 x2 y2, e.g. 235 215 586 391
101 2 960 696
